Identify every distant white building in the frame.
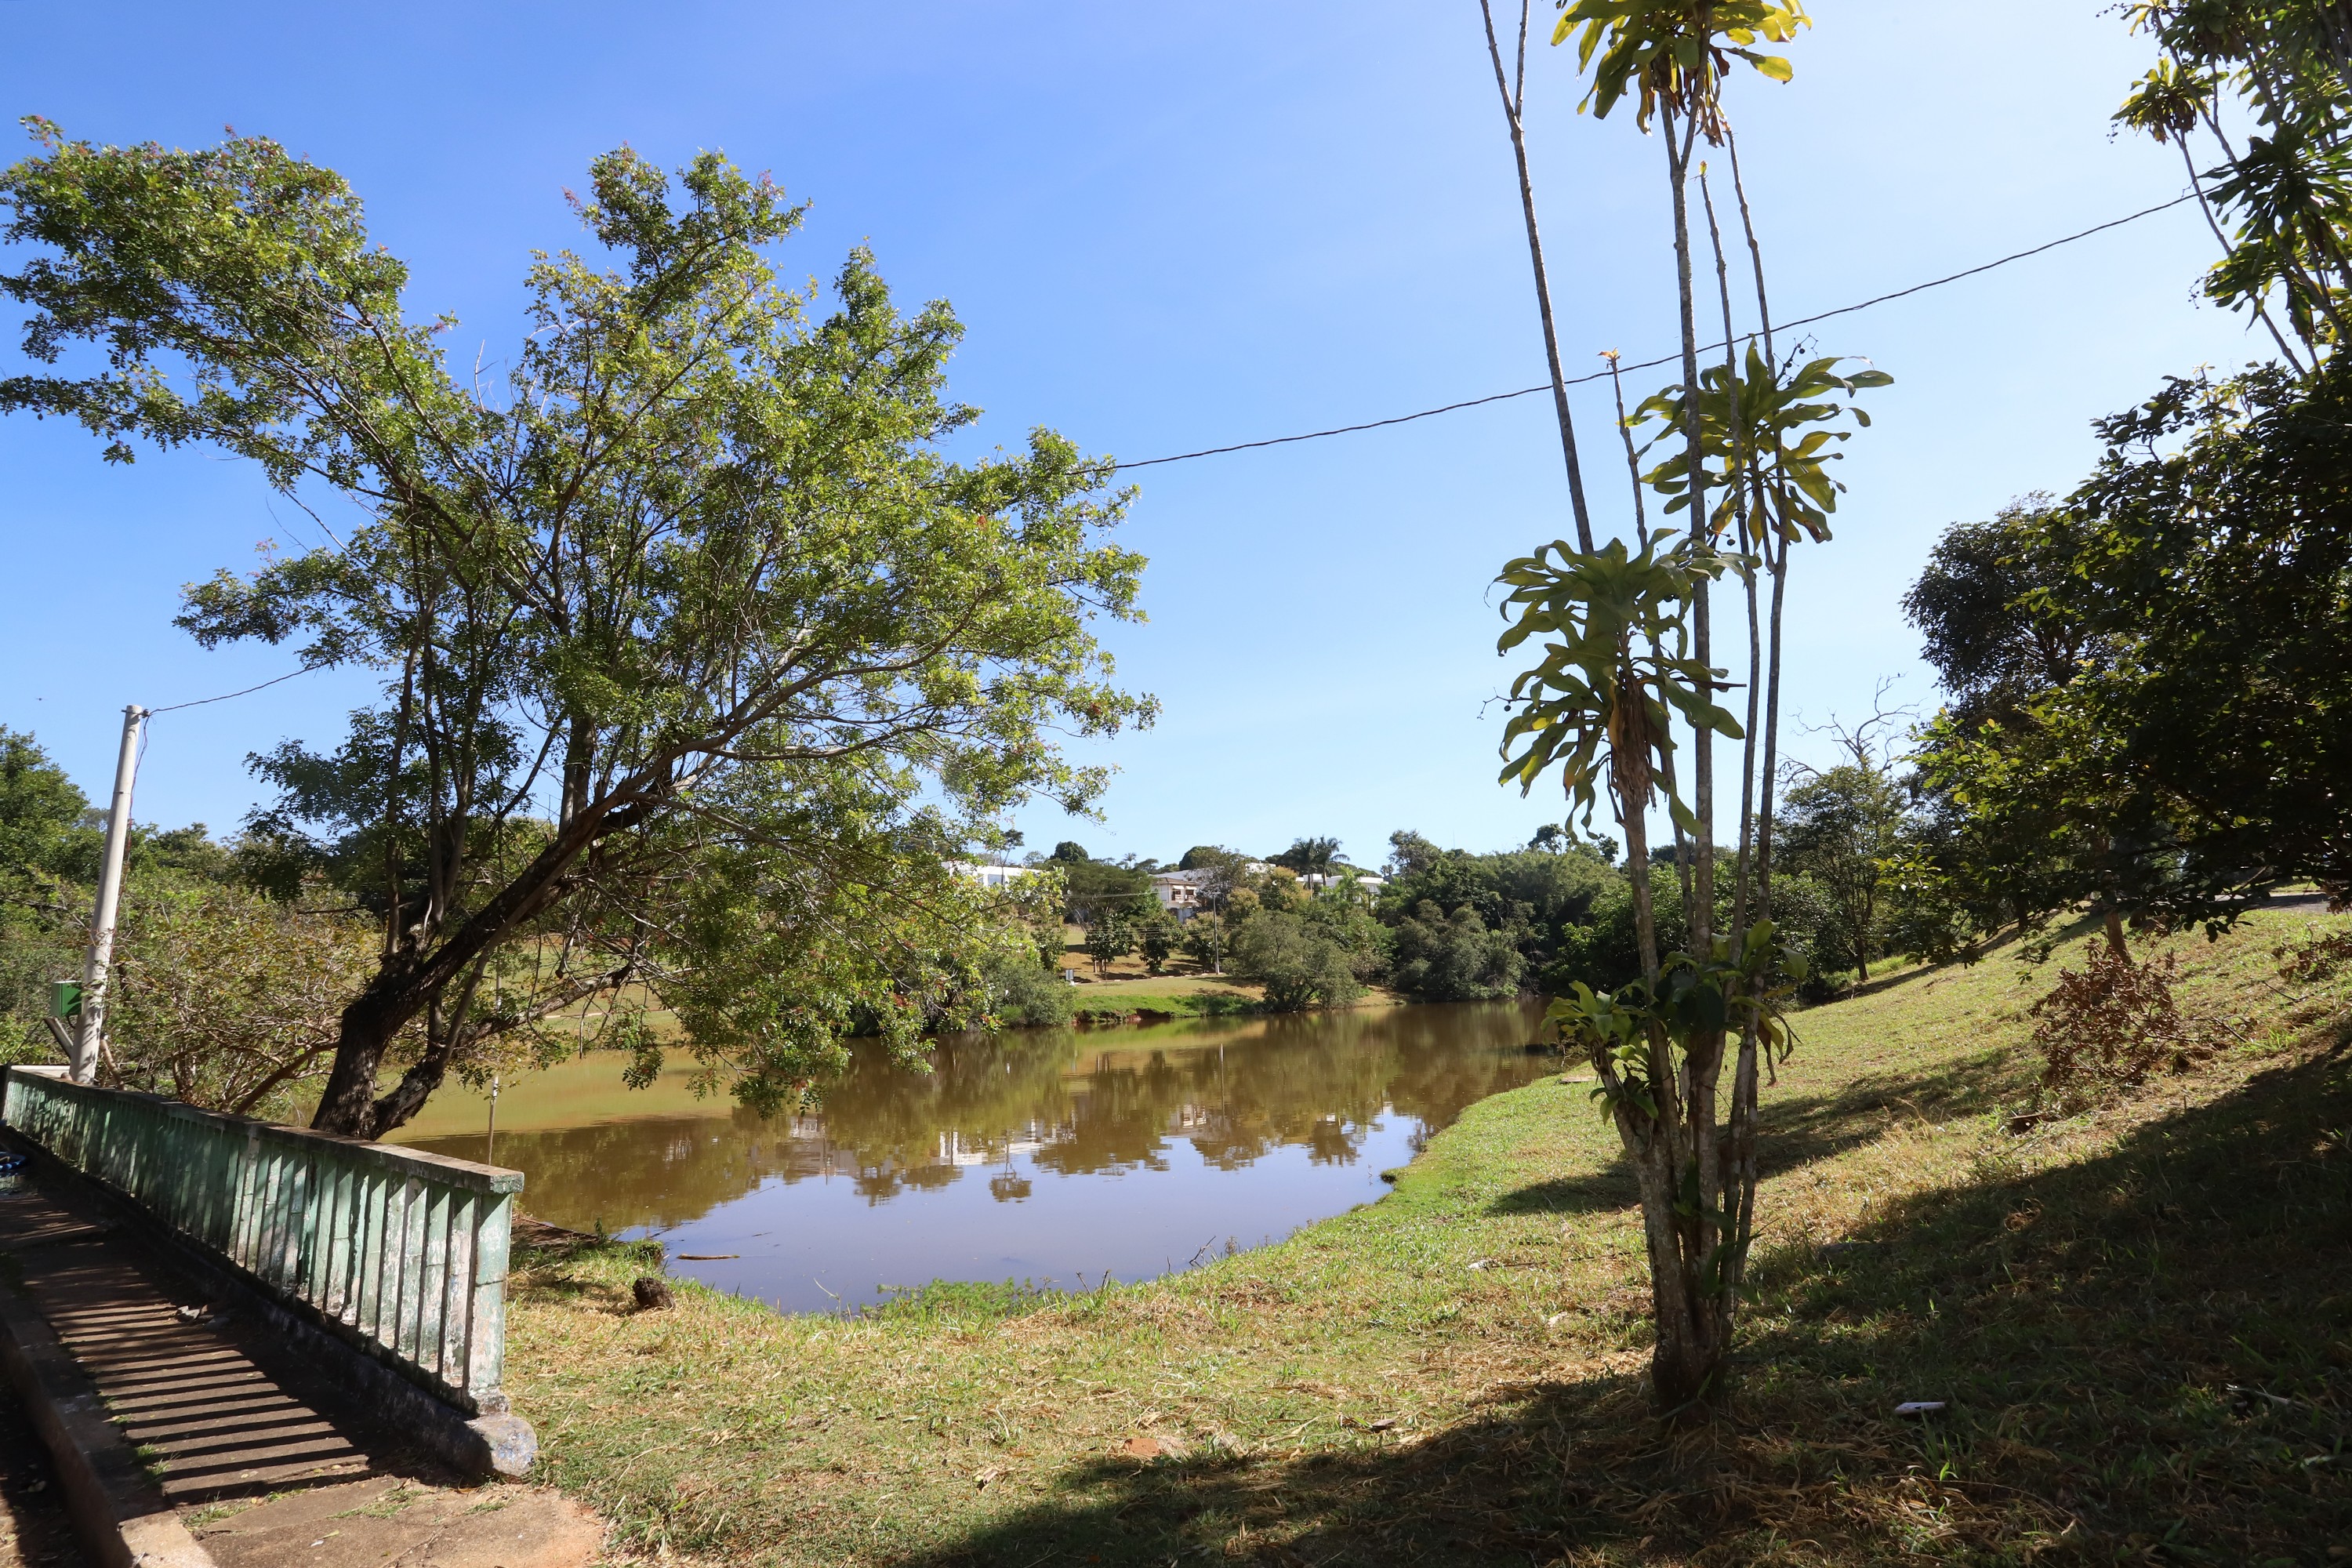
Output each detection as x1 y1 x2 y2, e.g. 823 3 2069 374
1300 870 1387 898
1149 862 1384 920
949 862 1036 891
1148 868 1218 921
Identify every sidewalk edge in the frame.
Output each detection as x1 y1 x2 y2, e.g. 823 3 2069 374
0 1275 216 1568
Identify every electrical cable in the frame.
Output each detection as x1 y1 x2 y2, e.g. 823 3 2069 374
1109 192 2201 472
147 664 321 715
103 195 2206 720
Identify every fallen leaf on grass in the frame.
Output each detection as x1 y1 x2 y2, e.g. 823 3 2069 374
973 1466 1005 1490
1118 1435 1188 1460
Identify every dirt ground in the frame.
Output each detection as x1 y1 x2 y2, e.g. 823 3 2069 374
0 1386 82 1568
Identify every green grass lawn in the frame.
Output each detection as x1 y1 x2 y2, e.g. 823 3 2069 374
505 908 2352 1566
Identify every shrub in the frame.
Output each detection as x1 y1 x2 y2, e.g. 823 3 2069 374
107 875 383 1120
982 946 1073 1029
1389 902 1523 1002
1229 913 1360 1012
1138 909 1179 976
2029 940 2217 1105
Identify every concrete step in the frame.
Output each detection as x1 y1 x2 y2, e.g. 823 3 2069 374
0 1173 598 1568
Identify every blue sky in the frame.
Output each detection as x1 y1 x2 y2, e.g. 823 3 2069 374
0 2 2266 870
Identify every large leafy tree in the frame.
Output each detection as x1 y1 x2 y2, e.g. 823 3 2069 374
1900 496 2100 731
0 730 97 1058
1777 740 1906 981
0 124 1149 1136
1906 361 2352 946
1901 497 2158 956
2060 362 2352 900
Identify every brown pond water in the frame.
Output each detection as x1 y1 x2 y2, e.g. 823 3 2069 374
387 1000 1555 1314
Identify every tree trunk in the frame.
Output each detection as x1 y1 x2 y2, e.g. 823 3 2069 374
1726 129 1785 920
1663 109 1715 960
311 793 644 1138
2101 900 2129 960
1700 165 1760 946
1479 0 1598 551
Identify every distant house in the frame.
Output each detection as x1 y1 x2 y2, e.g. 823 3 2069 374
949 862 1036 891
1148 868 1215 921
1148 862 1268 922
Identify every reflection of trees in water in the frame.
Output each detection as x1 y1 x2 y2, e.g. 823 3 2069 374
415 1001 1551 1234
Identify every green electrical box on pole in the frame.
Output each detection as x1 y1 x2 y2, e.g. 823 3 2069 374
49 982 81 1020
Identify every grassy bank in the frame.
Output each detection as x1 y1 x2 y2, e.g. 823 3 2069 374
506 908 2352 1565
1063 978 1408 1024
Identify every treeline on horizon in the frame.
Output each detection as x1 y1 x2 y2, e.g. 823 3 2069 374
1016 788 1928 1014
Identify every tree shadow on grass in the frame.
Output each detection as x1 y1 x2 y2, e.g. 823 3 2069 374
1484 1048 2021 1222
1487 1165 1640 1216
1751 1047 2020 1175
904 1049 2351 1566
1733 1044 2352 1563
896 1367 1690 1567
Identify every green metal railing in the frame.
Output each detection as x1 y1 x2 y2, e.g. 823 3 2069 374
2 1065 520 1413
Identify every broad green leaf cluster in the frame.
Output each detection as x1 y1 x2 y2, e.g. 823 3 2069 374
1635 347 1891 546
1554 0 1807 136
2116 2 2352 358
1495 535 1741 840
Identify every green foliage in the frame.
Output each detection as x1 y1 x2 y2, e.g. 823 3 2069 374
1552 1 1808 136
1542 858 1695 996
1907 361 2352 943
1082 910 1133 978
1387 902 1524 1003
1900 495 2096 731
2115 2 2352 355
1494 535 1740 842
1179 911 1229 976
1136 909 1178 976
1228 910 1367 1012
1268 837 1342 878
106 873 383 1120
977 942 1074 1030
1372 831 1613 1000
1055 853 1154 924
1777 757 1907 981
1635 348 1891 546
0 126 1150 1135
0 728 98 895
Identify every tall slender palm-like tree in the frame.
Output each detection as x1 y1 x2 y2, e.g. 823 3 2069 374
1490 0 1887 1416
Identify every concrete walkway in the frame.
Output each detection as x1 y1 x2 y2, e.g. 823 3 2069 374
0 1168 599 1568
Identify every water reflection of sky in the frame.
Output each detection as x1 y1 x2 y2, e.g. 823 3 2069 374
393 1000 1552 1314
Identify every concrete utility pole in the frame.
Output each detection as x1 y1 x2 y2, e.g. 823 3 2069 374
72 705 147 1085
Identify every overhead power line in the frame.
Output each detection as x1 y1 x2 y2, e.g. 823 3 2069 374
148 664 321 715
103 198 2201 720
1110 192 2200 473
